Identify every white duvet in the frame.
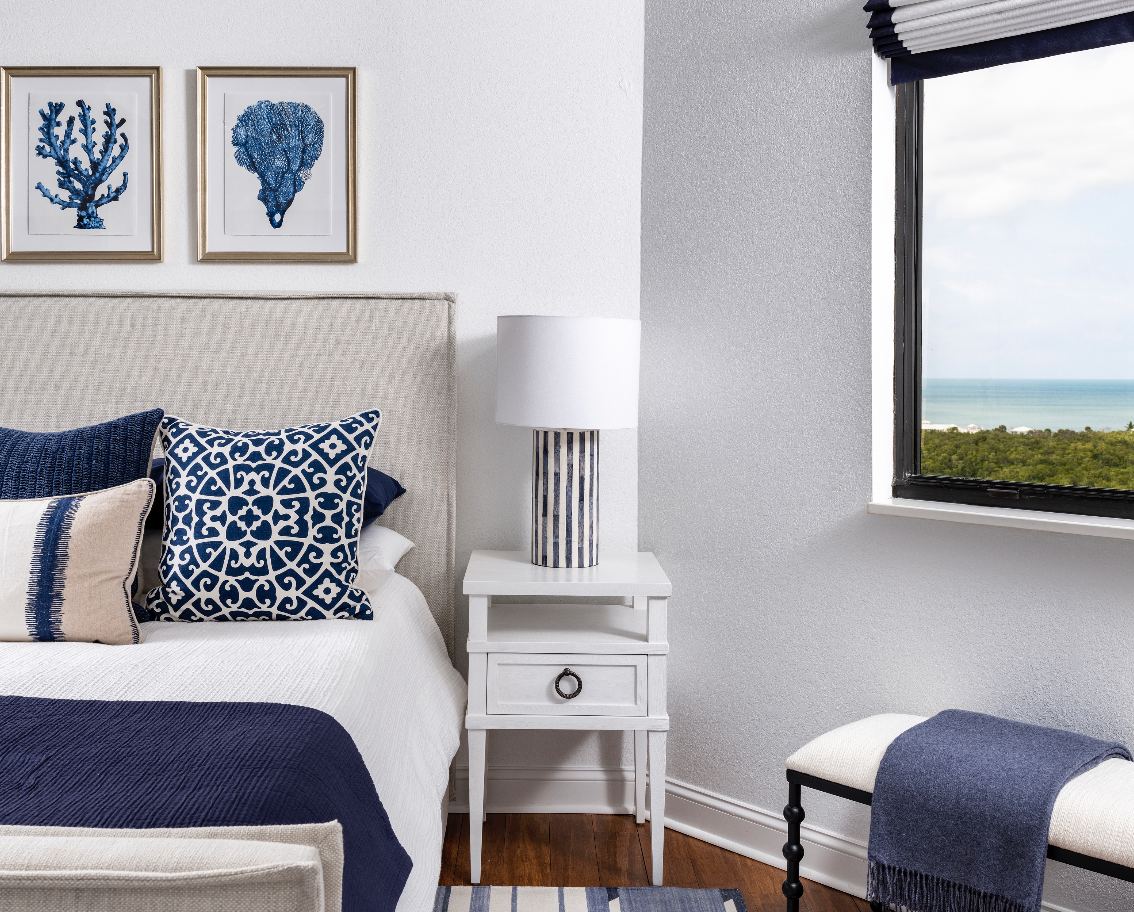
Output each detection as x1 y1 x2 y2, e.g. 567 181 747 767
0 572 467 912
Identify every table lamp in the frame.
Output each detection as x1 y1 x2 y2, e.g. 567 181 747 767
496 315 640 568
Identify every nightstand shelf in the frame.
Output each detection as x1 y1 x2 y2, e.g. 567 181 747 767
463 550 671 885
468 603 669 655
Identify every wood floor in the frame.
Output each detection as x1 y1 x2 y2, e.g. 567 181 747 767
440 813 872 912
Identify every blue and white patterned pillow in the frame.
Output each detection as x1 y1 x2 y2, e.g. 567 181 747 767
144 411 381 622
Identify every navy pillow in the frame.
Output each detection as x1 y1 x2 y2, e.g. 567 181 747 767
362 468 407 527
0 409 164 499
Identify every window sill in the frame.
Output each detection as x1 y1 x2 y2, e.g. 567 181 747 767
868 497 1134 541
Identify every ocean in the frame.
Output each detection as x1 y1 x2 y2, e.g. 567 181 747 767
922 379 1134 432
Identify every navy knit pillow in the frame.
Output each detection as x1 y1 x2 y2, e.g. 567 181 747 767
0 410 164 499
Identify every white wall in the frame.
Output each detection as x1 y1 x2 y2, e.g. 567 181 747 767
0 0 644 770
640 3 1134 910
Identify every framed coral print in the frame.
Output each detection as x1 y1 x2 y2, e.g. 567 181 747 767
1 66 163 261
197 67 356 262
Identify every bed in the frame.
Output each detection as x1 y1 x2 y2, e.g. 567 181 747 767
0 292 467 912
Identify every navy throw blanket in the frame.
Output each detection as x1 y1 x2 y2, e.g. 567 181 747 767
868 709 1130 912
0 696 411 912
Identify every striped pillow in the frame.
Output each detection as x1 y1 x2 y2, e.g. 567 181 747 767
0 478 155 645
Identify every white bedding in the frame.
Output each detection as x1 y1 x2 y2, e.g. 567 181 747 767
0 572 467 912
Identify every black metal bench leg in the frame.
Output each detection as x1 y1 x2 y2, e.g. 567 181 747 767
782 781 805 912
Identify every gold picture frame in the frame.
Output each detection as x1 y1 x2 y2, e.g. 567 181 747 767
197 67 356 262
1 66 163 261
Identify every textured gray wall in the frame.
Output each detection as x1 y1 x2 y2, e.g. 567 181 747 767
640 3 1134 908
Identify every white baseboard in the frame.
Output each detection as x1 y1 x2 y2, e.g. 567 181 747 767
661 777 870 899
451 766 1080 912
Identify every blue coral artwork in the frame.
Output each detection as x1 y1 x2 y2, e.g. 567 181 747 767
224 93 332 236
232 101 323 228
28 93 138 236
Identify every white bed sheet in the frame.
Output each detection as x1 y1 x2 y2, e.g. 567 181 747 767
0 572 466 912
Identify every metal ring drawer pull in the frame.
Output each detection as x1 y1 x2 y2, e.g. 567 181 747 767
554 668 582 700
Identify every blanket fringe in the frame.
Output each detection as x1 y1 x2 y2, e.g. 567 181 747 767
868 859 1034 912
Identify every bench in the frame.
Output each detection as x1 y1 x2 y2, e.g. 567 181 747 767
780 714 1134 912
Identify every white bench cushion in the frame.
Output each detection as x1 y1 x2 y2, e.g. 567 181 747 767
0 834 324 912
786 714 1134 869
1049 758 1134 867
786 714 926 793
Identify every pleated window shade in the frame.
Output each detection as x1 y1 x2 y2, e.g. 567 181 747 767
867 0 1134 82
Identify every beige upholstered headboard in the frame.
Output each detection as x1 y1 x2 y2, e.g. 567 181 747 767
0 292 457 652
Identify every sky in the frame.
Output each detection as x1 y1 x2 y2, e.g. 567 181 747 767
921 42 1134 379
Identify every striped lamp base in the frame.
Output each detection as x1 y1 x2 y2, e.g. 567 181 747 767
532 429 599 568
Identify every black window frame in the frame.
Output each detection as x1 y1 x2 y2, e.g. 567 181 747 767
892 79 1134 520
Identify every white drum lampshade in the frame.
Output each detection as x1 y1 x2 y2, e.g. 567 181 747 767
496 315 640 568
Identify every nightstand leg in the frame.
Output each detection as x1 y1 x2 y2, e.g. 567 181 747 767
469 729 486 883
648 729 666 885
634 729 647 824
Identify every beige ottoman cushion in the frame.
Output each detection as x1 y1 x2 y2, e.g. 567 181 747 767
0 821 343 912
787 714 1134 870
0 834 323 912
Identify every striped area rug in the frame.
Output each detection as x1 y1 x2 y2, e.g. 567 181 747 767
435 887 748 912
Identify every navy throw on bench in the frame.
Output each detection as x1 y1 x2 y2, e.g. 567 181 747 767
868 710 1128 912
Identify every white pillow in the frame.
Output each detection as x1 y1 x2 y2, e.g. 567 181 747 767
356 525 414 595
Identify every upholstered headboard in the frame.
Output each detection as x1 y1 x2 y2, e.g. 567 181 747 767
0 292 457 651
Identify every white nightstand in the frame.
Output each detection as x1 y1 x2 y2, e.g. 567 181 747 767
463 550 672 885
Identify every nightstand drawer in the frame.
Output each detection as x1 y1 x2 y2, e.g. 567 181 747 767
486 653 646 716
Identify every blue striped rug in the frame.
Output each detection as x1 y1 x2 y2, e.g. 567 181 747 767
434 887 747 912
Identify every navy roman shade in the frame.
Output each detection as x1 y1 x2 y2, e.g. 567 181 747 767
866 0 1134 82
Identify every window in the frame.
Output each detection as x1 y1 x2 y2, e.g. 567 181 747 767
892 43 1134 519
